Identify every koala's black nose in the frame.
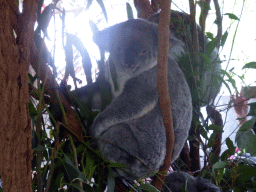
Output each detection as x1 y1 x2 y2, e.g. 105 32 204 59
124 49 136 68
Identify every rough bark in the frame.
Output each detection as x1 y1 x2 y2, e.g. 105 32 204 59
0 0 37 191
134 0 153 19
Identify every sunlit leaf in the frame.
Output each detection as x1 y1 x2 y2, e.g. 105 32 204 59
224 13 240 21
126 2 134 19
206 39 217 55
96 0 108 22
85 0 93 10
205 32 214 40
221 69 238 92
221 30 228 47
242 62 256 69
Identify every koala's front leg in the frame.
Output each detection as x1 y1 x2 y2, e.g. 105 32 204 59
89 81 158 138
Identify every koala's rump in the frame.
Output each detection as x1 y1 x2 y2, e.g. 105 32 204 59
97 106 166 179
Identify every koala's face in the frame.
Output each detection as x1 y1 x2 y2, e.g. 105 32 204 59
109 28 158 77
94 19 159 78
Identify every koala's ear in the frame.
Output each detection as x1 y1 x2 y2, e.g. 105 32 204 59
93 24 122 51
93 27 111 51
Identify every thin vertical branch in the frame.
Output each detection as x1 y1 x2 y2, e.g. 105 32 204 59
152 0 174 190
199 0 211 52
189 0 201 174
213 0 222 49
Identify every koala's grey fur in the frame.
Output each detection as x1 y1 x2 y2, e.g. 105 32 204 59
89 19 192 180
162 171 221 192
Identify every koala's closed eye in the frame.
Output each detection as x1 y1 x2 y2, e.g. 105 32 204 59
139 49 148 56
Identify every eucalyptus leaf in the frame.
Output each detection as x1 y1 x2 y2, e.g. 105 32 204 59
242 62 256 69
224 13 240 21
96 0 108 22
126 2 134 19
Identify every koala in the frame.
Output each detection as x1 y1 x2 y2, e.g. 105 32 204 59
88 19 192 180
162 171 220 192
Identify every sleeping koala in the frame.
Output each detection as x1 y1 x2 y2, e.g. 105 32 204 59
88 19 192 180
162 171 220 192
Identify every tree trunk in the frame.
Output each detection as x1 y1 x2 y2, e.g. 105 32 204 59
0 0 37 191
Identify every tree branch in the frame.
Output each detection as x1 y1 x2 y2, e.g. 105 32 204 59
213 0 222 49
134 0 154 19
152 0 174 190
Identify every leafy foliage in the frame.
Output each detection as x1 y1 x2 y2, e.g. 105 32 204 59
26 1 256 192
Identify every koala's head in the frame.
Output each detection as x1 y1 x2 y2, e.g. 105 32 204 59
94 19 184 79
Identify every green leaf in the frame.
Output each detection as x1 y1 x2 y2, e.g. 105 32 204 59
221 149 233 161
248 102 256 116
96 0 108 22
206 39 217 55
66 183 86 192
208 124 224 133
33 144 46 152
207 132 216 148
200 126 208 140
84 150 96 180
107 167 115 192
29 100 37 116
221 30 228 47
226 137 236 152
137 183 160 192
242 62 256 69
237 118 256 133
199 52 211 66
205 32 214 40
217 75 231 95
212 161 227 178
236 130 256 156
63 154 87 186
108 162 126 168
224 13 240 21
126 2 134 19
236 164 256 183
221 69 238 92
209 152 219 165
